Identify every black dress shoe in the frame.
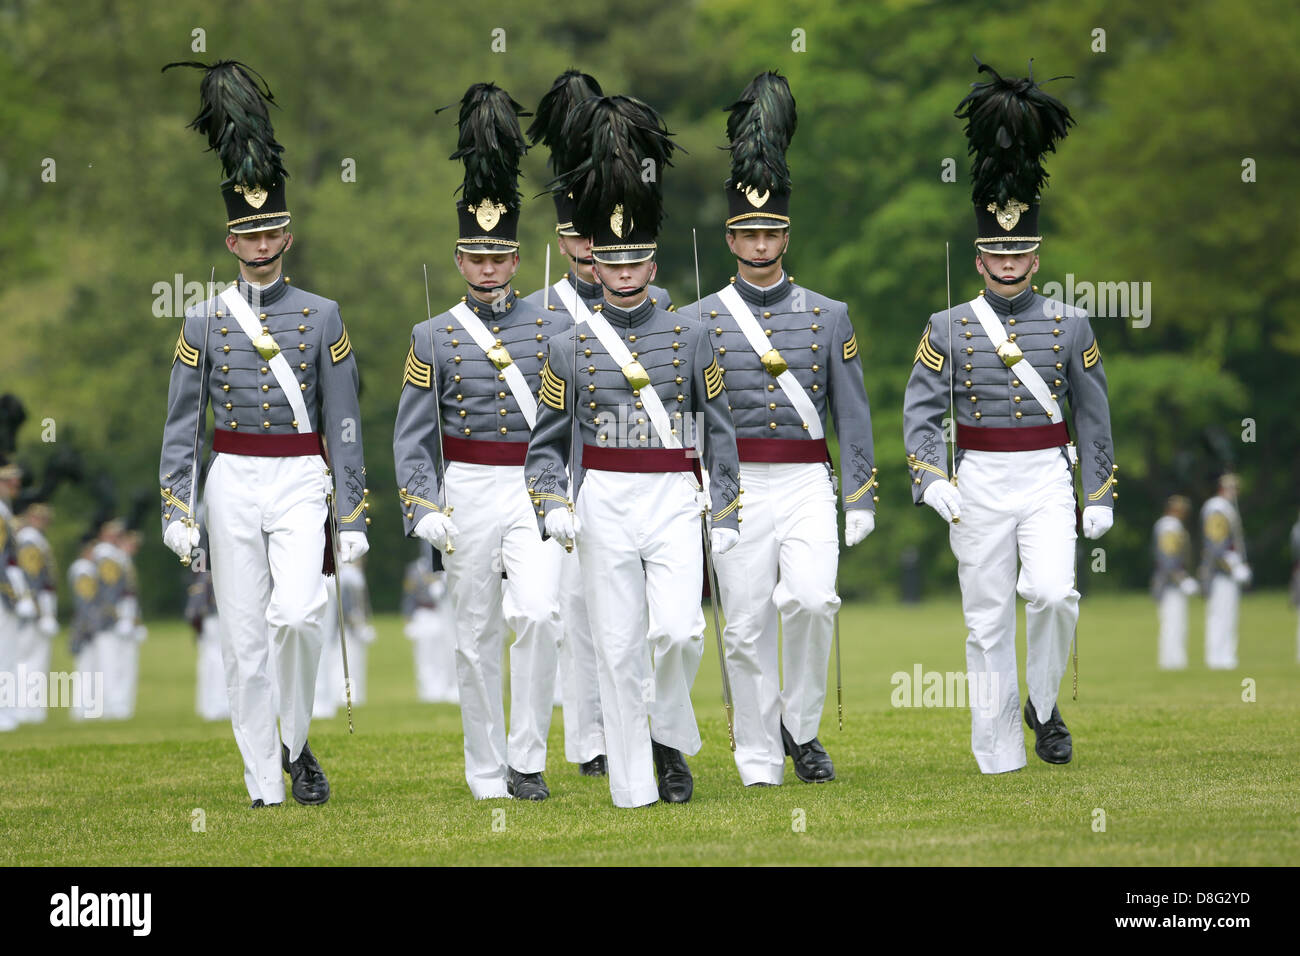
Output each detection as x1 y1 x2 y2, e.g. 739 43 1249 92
579 754 608 777
506 767 550 801
1024 699 1073 764
651 741 693 803
781 722 836 783
281 741 331 805
746 782 777 788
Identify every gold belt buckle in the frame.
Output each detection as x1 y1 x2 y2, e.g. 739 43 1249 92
760 348 788 377
995 340 1023 368
622 360 651 391
486 344 514 370
252 332 281 360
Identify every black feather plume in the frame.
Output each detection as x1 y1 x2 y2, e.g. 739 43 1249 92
527 70 603 174
163 60 288 188
725 71 797 194
448 83 529 211
955 57 1074 207
0 393 27 457
552 96 676 238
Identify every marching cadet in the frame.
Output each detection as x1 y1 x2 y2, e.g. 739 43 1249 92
402 547 459 704
684 72 877 787
1200 473 1249 669
67 527 100 720
13 497 59 723
1152 495 1198 670
90 517 138 720
393 83 563 802
903 59 1116 773
0 460 25 731
520 70 677 779
185 564 228 721
525 94 742 808
160 61 370 807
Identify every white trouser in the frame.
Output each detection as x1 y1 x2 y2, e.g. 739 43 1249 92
443 461 562 798
71 636 101 721
313 595 343 719
207 451 330 805
714 462 840 785
196 616 230 720
99 629 140 720
1204 575 1239 669
406 606 459 703
577 469 706 808
558 546 605 764
1156 587 1189 670
950 448 1078 775
14 619 53 724
0 607 18 730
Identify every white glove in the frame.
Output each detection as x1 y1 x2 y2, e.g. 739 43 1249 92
14 597 36 619
710 527 739 555
1081 505 1113 540
338 531 369 564
845 510 875 547
922 480 962 524
1179 576 1200 597
414 512 459 553
544 508 578 549
1232 562 1252 586
39 616 58 638
164 521 200 559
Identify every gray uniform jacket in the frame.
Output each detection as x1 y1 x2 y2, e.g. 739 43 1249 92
1200 495 1247 584
14 525 56 620
91 542 128 632
1151 514 1193 597
158 275 369 535
184 570 217 632
903 286 1116 507
0 501 19 611
524 296 741 533
393 288 565 534
682 274 876 513
67 556 98 654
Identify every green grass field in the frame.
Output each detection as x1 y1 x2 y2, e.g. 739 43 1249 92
2 593 1297 866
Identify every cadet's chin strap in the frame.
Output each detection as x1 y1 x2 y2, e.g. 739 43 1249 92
592 261 651 299
734 233 789 270
236 235 291 270
977 251 1036 287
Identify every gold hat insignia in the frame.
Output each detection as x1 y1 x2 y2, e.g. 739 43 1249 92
744 186 770 208
235 184 268 209
610 204 632 239
472 200 505 232
987 199 1030 232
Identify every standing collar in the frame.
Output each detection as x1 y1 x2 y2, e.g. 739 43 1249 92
463 288 518 318
980 285 1036 316
235 274 290 307
595 297 656 328
734 273 793 308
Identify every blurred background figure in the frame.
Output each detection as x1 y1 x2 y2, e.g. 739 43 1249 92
13 497 59 723
1200 473 1250 670
67 528 100 720
402 547 458 704
316 558 376 713
185 558 227 722
94 518 144 720
0 459 25 732
1152 495 1198 670
1291 511 1300 663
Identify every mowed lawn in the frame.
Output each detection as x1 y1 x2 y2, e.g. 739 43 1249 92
2 592 1296 866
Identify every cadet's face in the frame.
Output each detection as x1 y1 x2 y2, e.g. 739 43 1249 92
227 228 292 282
457 252 518 300
593 258 657 306
976 251 1038 296
558 235 595 281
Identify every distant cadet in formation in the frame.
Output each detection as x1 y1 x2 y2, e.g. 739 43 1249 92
1151 495 1197 670
393 83 563 802
160 60 370 808
0 461 25 731
185 562 228 722
1291 511 1300 663
316 558 375 713
93 518 144 721
525 93 741 808
903 59 1115 773
1199 472 1249 670
67 528 100 720
13 497 59 723
521 69 678 778
401 547 459 704
685 71 877 787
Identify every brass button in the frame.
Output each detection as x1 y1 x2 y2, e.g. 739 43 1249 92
964 379 972 388
224 402 232 411
222 384 230 392
811 323 819 331
966 347 974 354
1014 396 1022 404
535 351 543 360
1012 379 1020 386
258 312 267 320
300 384 307 391
498 391 507 399
1008 318 1016 326
635 401 643 410
974 411 982 420
628 334 637 342
499 408 508 417
535 333 544 342
230 421 238 429
970 395 977 403
221 364 229 373
1053 328 1062 336
262 384 270 392
298 343 306 351
719 347 726 355
769 402 777 410
220 327 228 335
960 317 968 325
463 428 471 436
1053 344 1062 352
584 349 592 358
1054 379 1062 387
964 363 972 371
677 395 685 403
578 334 587 342
763 311 771 319
811 384 819 392
262 421 270 429
260 366 269 374
454 375 462 383
672 342 680 350
454 356 462 363
1055 362 1063 370
451 339 460 347
1015 411 1023 419
812 364 820 372
300 362 307 370
964 331 972 339
769 422 777 430
298 324 306 332
1008 333 1017 341
222 345 231 353
587 384 596 392
675 376 683 385
536 318 543 326
262 402 270 410
715 327 722 335
500 427 508 434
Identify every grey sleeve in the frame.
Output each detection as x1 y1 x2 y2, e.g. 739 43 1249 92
393 324 444 537
159 309 211 534
1152 522 1187 593
1067 313 1116 510
692 330 741 531
1201 505 1236 577
318 303 368 534
902 313 952 504
827 306 877 513
524 335 576 537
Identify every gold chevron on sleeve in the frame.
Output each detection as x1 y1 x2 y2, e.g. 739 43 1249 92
1087 473 1117 501
399 489 440 512
329 326 353 364
703 355 724 400
842 332 859 361
540 357 566 411
340 500 366 524
1082 338 1100 369
845 473 878 504
160 486 191 516
913 326 944 372
403 342 432 390
173 328 200 368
